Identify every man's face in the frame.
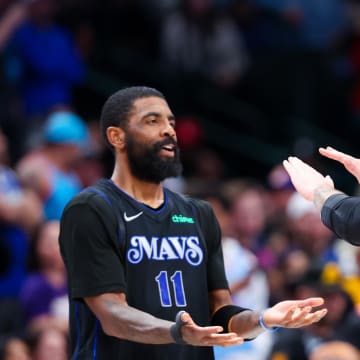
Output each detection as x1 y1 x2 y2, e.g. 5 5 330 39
124 97 182 183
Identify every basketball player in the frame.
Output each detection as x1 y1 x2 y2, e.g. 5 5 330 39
59 86 328 360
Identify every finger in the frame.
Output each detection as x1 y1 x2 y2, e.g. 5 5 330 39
205 332 244 347
180 311 194 325
290 306 312 326
319 147 348 162
194 325 224 336
287 157 309 172
296 297 324 308
284 157 303 176
294 308 328 328
282 306 297 324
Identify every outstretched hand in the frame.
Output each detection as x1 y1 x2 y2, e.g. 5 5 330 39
263 297 327 329
319 146 360 184
283 156 334 202
179 312 244 347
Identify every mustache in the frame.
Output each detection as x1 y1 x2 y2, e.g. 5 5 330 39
153 138 179 151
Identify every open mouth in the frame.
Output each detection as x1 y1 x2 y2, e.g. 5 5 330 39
160 144 175 156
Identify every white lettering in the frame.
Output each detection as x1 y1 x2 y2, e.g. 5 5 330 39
127 236 203 266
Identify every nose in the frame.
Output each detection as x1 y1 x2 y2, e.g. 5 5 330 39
161 120 176 138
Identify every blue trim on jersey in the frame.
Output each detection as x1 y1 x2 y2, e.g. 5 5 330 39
74 303 81 360
84 188 113 207
106 179 168 213
93 319 99 360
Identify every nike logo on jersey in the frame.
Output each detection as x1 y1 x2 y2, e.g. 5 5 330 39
124 211 143 222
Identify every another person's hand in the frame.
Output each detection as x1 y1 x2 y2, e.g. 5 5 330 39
283 156 334 202
319 146 360 184
262 297 327 328
179 312 244 347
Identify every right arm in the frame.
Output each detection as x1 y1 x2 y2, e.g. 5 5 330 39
85 292 174 344
84 291 244 346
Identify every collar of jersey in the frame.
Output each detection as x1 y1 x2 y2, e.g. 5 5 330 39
106 179 170 217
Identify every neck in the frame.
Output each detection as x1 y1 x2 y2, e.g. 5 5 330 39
111 162 164 208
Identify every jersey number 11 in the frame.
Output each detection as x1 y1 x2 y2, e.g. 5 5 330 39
155 271 187 307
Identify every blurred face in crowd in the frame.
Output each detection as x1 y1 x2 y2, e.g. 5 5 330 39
32 329 67 360
230 188 267 242
36 221 63 270
289 212 333 257
3 338 31 360
310 341 360 360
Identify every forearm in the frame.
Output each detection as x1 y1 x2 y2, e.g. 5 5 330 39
99 299 174 344
229 310 264 339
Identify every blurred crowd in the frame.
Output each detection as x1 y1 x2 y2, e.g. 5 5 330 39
1 0 360 359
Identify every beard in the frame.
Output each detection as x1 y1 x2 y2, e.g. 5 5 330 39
125 133 183 184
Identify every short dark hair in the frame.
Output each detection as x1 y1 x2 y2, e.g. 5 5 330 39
100 86 165 148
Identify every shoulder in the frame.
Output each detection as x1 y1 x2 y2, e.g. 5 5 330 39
62 183 113 216
184 195 214 215
167 189 215 220
165 188 210 208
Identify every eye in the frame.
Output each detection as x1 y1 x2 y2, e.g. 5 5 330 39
147 118 158 124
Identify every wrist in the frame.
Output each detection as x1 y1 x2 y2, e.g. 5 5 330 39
313 185 340 210
170 311 188 345
258 309 279 332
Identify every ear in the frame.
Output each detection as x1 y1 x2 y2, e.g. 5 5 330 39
106 126 125 150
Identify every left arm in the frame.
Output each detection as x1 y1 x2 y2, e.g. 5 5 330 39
209 290 327 340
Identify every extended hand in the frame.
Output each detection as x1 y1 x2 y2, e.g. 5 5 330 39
179 312 244 347
319 146 360 184
283 156 334 201
262 297 327 328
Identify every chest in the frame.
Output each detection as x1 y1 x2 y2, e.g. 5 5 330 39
120 204 205 267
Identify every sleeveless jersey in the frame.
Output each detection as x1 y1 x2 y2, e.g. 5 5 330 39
59 179 228 360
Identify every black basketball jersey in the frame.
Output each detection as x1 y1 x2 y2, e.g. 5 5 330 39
59 179 229 360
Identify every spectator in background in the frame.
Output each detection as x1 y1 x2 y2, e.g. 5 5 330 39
0 128 42 350
4 0 85 152
0 0 28 52
0 336 31 360
28 327 68 360
16 110 89 220
286 192 338 268
0 129 43 297
309 341 360 360
339 0 360 137
19 220 68 334
222 178 269 257
255 0 346 50
266 163 295 228
0 0 30 164
201 189 272 360
160 0 249 89
269 268 360 360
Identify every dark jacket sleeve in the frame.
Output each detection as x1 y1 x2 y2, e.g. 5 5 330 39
321 194 360 246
